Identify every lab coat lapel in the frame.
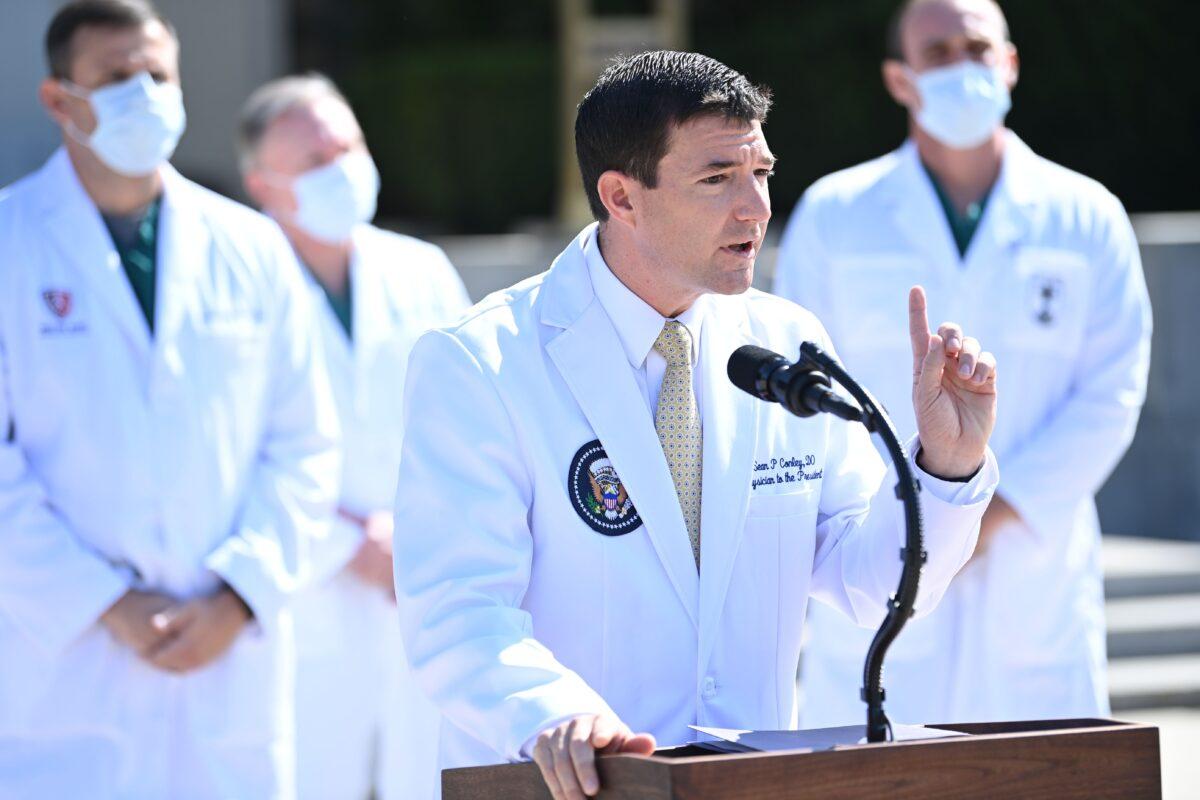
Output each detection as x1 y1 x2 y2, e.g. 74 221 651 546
38 149 151 360
696 299 759 671
889 142 961 276
543 229 700 630
349 229 388 367
348 233 387 414
154 168 212 355
967 132 1037 269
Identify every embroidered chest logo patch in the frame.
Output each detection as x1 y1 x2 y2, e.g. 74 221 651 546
568 439 642 536
43 290 73 319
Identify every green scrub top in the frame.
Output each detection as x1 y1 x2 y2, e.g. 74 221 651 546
321 280 353 342
922 163 991 259
103 196 161 332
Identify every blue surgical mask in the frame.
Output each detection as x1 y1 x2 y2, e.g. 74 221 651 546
284 151 380 244
63 71 187 176
908 61 1011 150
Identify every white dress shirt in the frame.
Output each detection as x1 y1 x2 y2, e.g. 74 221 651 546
583 227 704 419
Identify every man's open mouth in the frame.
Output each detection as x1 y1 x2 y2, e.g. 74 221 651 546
724 241 756 257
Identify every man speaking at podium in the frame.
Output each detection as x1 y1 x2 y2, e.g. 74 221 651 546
393 51 1000 799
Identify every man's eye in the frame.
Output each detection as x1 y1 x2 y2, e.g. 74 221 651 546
701 174 728 185
756 169 776 180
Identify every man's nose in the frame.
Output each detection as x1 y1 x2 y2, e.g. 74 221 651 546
735 178 771 224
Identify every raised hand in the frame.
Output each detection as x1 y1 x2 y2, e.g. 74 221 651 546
908 286 997 479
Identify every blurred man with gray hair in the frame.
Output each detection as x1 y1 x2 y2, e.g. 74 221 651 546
239 74 470 800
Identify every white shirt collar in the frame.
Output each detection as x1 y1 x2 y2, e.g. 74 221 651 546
582 225 704 370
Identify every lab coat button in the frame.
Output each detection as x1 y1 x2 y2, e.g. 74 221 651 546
702 676 717 699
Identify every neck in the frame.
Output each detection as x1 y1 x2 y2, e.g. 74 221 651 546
281 220 353 296
66 139 162 215
596 225 699 319
912 125 1006 215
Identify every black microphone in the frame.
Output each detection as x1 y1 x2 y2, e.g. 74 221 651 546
727 345 863 423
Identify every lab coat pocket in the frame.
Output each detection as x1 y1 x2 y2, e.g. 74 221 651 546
192 326 271 394
1006 248 1090 353
744 498 817 723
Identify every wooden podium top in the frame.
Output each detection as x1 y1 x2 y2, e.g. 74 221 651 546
442 718 1161 799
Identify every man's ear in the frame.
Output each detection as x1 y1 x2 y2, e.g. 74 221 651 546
882 59 920 110
242 170 269 210
596 170 638 229
243 169 294 216
1004 43 1020 90
38 78 73 128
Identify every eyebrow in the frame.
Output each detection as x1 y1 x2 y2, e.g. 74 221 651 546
701 155 778 172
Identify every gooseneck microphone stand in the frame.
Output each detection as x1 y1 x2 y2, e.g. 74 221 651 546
797 342 925 744
728 342 925 744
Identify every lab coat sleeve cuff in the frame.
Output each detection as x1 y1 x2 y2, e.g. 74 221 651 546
26 563 131 657
204 539 284 637
306 516 364 587
906 437 998 614
910 437 998 507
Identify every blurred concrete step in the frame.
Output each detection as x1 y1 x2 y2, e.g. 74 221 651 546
1106 594 1200 658
1103 536 1200 599
1108 654 1200 711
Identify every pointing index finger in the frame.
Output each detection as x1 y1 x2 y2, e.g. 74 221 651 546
908 286 932 364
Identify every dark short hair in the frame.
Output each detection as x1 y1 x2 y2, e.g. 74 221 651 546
885 0 1010 62
46 0 174 79
574 50 772 222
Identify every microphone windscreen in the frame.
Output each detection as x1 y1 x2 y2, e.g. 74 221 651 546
727 344 785 399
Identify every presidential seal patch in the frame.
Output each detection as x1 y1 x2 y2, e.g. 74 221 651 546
568 439 642 536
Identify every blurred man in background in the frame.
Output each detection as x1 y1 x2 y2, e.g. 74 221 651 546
774 0 1152 726
239 74 470 800
0 2 340 798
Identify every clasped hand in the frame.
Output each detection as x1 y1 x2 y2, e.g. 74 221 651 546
100 585 252 674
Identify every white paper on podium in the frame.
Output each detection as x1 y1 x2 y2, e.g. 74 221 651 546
687 724 967 753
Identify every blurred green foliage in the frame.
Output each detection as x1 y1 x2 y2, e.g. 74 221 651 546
300 0 1199 233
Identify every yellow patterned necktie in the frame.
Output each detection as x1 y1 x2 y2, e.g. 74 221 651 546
653 320 703 570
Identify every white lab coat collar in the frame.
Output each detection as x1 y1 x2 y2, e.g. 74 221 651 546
350 224 411 359
294 224 393 355
541 225 701 626
884 130 1040 270
539 225 763 648
582 225 704 369
34 149 210 365
35 149 150 358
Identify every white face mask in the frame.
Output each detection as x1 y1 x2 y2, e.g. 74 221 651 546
908 61 1011 150
63 71 187 177
281 151 380 244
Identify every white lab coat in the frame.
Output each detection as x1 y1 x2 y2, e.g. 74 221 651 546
392 224 998 779
292 224 469 800
0 149 341 799
774 132 1152 726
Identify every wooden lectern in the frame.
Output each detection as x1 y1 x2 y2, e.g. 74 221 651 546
442 718 1161 799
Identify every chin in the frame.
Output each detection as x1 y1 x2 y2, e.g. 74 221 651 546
710 267 755 297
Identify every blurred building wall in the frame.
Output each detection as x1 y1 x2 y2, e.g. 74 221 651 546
0 0 59 187
154 0 290 195
0 0 291 196
1097 215 1200 542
